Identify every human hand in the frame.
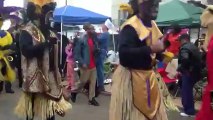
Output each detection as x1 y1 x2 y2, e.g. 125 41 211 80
176 72 182 79
150 40 164 53
82 64 87 69
49 37 57 44
200 45 207 52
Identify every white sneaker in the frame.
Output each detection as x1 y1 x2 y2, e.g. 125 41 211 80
180 112 195 117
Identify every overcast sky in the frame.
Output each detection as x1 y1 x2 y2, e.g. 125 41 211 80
4 0 24 7
3 0 112 17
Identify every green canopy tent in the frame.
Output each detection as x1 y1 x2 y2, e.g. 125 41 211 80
156 0 203 27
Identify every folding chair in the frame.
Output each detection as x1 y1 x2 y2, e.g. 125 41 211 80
157 67 179 98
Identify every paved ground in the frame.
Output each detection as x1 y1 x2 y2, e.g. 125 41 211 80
0 83 196 120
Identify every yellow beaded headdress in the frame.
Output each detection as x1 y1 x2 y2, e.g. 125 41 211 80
29 0 54 7
119 3 134 15
119 0 145 16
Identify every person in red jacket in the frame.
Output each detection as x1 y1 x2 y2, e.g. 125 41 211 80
196 36 213 120
164 25 188 56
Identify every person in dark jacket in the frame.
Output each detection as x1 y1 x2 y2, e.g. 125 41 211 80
14 32 23 88
58 34 69 76
9 26 23 88
177 34 202 117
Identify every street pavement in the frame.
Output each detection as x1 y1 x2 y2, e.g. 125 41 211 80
0 84 195 120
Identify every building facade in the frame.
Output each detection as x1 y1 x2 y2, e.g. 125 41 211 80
162 0 208 4
0 0 3 9
111 0 129 26
207 0 213 4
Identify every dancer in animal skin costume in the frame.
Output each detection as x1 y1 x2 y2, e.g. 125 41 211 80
15 1 71 120
109 0 168 120
120 1 179 113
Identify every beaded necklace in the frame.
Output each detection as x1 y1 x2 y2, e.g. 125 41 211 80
31 24 45 42
24 22 45 43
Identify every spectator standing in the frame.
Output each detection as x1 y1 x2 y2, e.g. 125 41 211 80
96 24 110 92
177 34 202 117
65 41 75 90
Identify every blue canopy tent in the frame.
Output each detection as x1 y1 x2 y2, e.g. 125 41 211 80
53 5 110 65
53 5 110 25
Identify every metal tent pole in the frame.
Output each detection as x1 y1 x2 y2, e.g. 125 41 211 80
60 17 63 65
